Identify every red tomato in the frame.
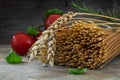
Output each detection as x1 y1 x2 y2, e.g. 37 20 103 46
11 32 35 56
45 14 61 29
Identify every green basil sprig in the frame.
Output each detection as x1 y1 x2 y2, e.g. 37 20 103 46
5 50 22 64
68 68 87 75
45 8 64 18
27 26 39 35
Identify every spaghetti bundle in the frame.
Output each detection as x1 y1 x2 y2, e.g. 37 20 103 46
28 12 120 69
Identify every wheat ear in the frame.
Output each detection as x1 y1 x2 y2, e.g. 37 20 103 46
28 12 74 67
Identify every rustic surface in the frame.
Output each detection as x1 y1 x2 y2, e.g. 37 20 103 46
0 45 120 80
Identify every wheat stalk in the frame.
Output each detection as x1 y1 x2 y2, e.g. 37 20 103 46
28 12 74 67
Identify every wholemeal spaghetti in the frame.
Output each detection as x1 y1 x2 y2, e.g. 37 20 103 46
28 12 120 69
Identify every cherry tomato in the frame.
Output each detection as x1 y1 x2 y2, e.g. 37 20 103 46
45 14 61 29
11 32 35 56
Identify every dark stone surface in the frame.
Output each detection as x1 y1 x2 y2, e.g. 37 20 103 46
0 0 119 44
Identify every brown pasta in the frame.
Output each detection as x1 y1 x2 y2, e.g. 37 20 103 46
28 12 120 69
54 21 120 69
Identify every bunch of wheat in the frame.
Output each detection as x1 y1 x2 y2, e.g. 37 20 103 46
28 12 120 69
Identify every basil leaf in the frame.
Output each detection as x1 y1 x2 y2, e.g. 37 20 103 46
27 26 39 35
5 50 22 64
68 68 87 75
45 8 64 18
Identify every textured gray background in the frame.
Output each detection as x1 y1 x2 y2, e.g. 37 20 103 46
0 0 120 44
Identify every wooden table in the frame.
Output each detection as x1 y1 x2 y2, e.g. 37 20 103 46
0 45 120 80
